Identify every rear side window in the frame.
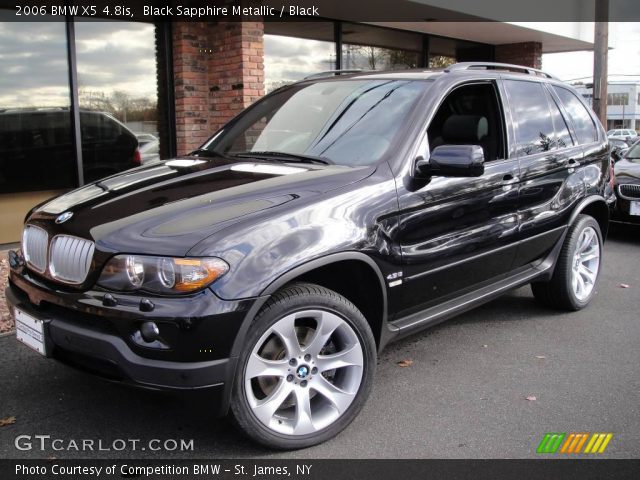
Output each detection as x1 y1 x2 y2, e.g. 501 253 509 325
552 86 598 144
504 80 555 156
548 96 574 149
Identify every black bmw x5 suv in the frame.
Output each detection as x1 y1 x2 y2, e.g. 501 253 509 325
7 62 610 449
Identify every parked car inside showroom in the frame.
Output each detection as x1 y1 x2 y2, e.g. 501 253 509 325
6 62 610 449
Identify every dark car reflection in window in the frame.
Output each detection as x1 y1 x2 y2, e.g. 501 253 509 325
0 108 139 194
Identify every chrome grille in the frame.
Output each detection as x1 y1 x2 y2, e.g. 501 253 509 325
619 184 640 200
22 225 48 273
49 235 95 284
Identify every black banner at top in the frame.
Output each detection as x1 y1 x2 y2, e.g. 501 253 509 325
0 0 639 22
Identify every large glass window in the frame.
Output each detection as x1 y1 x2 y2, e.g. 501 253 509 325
341 23 421 71
74 20 159 182
0 15 74 193
607 92 629 106
553 86 598 145
264 22 335 93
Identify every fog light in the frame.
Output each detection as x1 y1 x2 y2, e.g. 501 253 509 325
140 321 160 342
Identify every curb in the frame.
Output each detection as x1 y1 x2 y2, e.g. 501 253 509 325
0 330 15 338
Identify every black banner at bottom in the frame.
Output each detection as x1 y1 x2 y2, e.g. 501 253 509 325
2 459 639 480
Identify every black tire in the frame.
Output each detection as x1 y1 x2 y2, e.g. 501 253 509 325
531 214 603 311
229 282 376 450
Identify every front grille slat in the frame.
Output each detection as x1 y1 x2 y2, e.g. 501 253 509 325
22 225 48 273
619 184 640 200
49 235 95 284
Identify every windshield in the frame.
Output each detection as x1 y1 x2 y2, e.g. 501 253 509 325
200 79 429 167
625 142 640 162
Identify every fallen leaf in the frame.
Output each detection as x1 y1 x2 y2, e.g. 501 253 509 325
619 283 630 289
535 355 546 359
0 416 16 427
397 359 414 367
525 395 537 401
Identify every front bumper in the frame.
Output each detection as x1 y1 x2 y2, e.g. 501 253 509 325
6 266 265 414
610 192 640 224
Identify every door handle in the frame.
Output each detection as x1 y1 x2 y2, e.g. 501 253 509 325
501 174 519 185
501 174 519 192
564 158 580 167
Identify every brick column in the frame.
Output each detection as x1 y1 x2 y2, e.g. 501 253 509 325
494 42 542 69
172 21 264 156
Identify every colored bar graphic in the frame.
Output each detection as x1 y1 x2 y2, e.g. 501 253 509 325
560 433 589 453
537 433 565 453
538 433 613 454
584 433 613 454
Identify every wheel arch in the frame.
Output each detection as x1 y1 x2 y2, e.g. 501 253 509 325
261 252 388 352
569 195 609 240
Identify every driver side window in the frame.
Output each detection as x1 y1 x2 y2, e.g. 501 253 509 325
426 82 506 162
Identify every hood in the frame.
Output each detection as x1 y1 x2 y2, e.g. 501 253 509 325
29 157 374 256
614 158 640 185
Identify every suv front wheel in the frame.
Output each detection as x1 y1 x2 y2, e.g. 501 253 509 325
531 214 603 310
230 283 376 449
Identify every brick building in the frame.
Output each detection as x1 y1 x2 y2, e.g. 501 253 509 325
0 2 593 242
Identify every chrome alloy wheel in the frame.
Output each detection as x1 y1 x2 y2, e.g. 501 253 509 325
244 310 364 436
571 226 601 301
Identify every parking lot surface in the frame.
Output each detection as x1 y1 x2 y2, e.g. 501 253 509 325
0 224 638 459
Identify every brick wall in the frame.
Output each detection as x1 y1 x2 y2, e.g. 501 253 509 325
494 42 542 70
172 21 265 156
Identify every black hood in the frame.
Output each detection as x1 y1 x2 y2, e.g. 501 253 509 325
29 157 373 257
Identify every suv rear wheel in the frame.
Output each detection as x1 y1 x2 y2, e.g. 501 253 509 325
230 283 376 449
531 214 602 310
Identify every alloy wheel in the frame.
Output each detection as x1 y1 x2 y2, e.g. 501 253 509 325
244 309 364 436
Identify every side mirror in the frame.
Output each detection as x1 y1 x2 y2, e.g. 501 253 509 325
416 145 485 178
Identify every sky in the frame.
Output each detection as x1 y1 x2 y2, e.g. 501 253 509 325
542 23 640 82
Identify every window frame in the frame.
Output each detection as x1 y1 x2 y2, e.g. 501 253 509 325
549 84 600 146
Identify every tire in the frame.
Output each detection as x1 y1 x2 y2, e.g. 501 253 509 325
230 282 376 450
531 214 603 311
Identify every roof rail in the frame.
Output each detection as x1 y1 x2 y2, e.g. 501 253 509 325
444 62 558 80
303 69 364 80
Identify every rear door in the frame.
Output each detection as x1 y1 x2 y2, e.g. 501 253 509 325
502 79 584 269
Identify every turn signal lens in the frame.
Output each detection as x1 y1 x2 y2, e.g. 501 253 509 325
173 258 228 292
98 255 229 294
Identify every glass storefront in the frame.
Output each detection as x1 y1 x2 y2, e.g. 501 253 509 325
0 16 74 194
0 14 162 243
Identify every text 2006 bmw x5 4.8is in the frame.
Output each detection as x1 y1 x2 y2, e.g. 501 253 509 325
7 63 610 449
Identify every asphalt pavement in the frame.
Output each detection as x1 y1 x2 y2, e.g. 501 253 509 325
1 223 639 459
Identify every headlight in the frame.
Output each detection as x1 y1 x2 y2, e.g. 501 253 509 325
98 255 229 294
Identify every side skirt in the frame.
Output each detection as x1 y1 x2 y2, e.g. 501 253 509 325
384 228 567 344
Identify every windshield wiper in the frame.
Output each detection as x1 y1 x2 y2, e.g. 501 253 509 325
231 151 333 165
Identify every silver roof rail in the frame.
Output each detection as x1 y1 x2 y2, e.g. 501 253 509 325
444 62 558 80
303 69 364 80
